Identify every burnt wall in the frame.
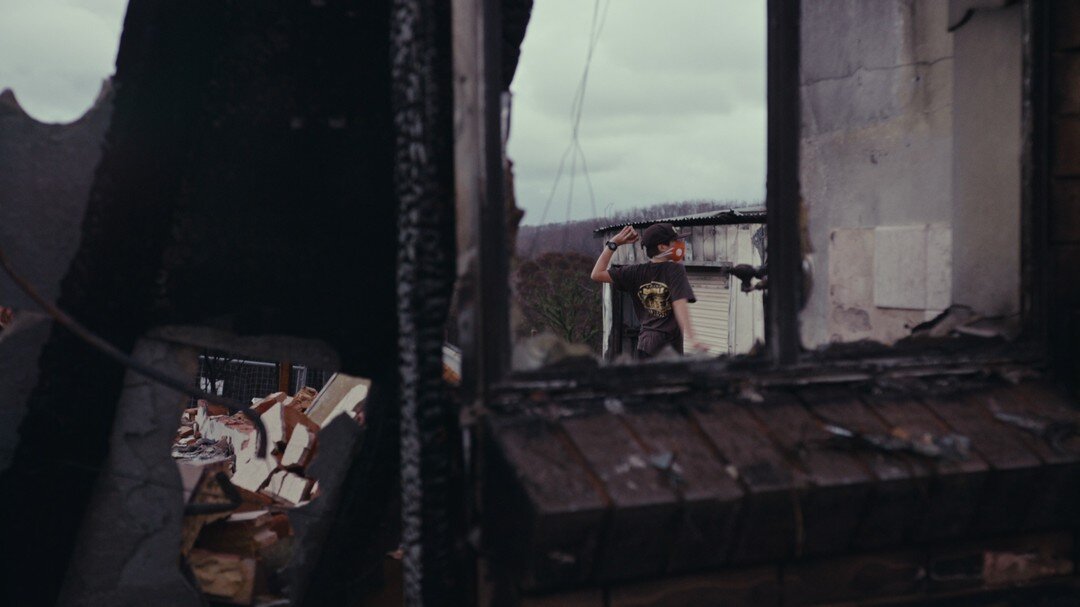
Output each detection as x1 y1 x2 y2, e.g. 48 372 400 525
1050 0 1080 389
0 87 112 473
0 1 399 604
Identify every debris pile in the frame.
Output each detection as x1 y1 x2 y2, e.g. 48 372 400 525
173 374 370 605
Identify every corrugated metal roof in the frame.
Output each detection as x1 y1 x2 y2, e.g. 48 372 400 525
592 206 767 234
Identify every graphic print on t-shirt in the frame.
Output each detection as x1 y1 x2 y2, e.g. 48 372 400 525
637 281 672 318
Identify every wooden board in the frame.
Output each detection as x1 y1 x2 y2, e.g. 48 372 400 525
982 382 1080 529
926 532 1074 593
188 549 259 605
781 550 925 606
745 391 872 556
561 414 678 581
609 566 780 607
622 411 744 572
864 394 989 542
799 386 923 549
691 400 806 563
921 390 1045 535
483 417 607 591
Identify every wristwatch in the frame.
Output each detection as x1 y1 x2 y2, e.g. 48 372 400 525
605 240 618 251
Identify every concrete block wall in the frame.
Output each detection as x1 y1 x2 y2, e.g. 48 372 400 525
799 0 956 347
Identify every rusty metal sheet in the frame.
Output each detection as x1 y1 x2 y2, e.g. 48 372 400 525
692 400 805 563
622 411 744 572
561 414 678 581
484 417 607 591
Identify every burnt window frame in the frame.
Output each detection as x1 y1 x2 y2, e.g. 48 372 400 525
457 0 1053 397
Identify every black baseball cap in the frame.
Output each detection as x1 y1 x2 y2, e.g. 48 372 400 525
640 223 684 249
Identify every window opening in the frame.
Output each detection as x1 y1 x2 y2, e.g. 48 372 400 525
502 0 768 371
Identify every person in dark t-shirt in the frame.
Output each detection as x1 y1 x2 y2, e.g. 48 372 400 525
590 223 704 358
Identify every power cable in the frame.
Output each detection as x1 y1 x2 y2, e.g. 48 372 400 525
0 244 269 457
529 0 611 256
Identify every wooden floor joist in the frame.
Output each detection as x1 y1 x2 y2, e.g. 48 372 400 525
483 379 1080 604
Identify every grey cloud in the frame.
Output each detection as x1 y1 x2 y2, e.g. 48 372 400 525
0 0 126 122
509 0 766 225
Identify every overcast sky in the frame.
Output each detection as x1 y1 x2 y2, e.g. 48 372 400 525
0 0 766 225
509 0 766 225
0 0 127 122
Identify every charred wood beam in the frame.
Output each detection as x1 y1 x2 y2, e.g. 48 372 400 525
766 0 802 365
391 0 464 605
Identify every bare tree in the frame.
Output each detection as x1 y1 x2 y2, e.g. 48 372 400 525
515 252 602 350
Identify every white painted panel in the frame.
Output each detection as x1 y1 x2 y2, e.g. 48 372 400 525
717 225 729 262
730 227 761 354
873 223 952 311
874 225 928 309
690 272 729 355
926 223 952 311
690 226 705 262
602 282 612 359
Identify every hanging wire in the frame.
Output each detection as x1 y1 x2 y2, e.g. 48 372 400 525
0 244 268 457
529 0 611 255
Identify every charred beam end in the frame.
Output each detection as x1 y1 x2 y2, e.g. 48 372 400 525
391 0 461 605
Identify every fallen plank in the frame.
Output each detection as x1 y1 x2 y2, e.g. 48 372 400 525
195 510 278 556
263 470 312 506
305 373 370 428
281 424 316 469
232 455 277 493
180 460 237 555
188 549 260 605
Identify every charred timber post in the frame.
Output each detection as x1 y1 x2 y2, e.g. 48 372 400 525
766 0 802 365
392 0 465 605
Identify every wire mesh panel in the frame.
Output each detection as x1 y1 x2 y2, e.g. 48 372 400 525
193 350 333 405
290 365 334 394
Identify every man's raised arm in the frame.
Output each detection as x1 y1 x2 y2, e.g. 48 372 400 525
590 225 638 283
